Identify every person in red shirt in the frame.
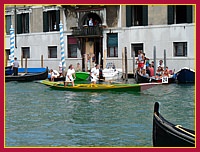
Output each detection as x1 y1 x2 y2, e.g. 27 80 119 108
149 64 154 77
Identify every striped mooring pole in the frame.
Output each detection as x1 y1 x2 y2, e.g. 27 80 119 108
10 25 15 66
59 21 66 74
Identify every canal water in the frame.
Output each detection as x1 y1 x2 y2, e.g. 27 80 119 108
5 80 195 147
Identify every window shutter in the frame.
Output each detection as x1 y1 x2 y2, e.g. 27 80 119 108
25 13 29 33
186 5 192 23
168 5 174 24
107 33 118 47
126 6 132 27
142 6 148 26
17 14 22 34
6 15 11 35
43 12 48 32
56 10 60 31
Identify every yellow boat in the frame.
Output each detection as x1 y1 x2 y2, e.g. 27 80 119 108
39 80 161 92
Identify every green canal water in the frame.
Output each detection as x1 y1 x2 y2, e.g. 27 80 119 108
5 80 195 147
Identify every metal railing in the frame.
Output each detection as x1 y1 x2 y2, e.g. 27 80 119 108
71 26 103 37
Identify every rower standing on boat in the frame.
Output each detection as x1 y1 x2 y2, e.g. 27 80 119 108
13 57 19 76
64 64 76 87
90 64 99 84
137 50 145 72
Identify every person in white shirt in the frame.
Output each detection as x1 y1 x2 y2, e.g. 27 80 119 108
65 64 76 87
13 57 19 76
89 18 93 26
90 64 99 84
157 60 164 69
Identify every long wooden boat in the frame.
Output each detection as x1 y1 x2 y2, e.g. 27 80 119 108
5 66 13 75
135 71 150 83
39 80 161 92
153 102 195 147
5 67 48 82
175 67 195 83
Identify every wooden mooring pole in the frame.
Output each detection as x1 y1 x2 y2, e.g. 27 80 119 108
25 56 27 73
41 55 43 68
153 46 156 76
122 48 125 79
125 47 128 81
21 55 23 68
164 49 166 70
132 50 135 78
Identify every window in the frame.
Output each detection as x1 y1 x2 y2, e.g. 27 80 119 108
131 43 143 57
43 10 60 32
48 46 57 58
168 5 193 24
68 36 77 58
17 13 29 34
173 42 187 57
5 15 11 35
107 33 118 57
22 47 30 58
126 5 148 27
5 49 10 61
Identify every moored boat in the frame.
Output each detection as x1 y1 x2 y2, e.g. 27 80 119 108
39 80 161 92
5 67 48 82
75 71 90 81
175 67 195 83
102 62 122 81
135 71 150 83
153 102 195 147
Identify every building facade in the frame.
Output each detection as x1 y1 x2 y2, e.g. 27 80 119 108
5 5 195 73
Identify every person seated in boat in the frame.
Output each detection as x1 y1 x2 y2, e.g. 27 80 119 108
157 60 164 69
149 64 154 77
141 69 149 78
64 64 76 87
146 66 151 77
75 63 82 72
163 66 170 77
90 64 100 84
49 69 59 81
156 66 163 78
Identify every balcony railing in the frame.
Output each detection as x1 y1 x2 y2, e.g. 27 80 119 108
71 25 103 37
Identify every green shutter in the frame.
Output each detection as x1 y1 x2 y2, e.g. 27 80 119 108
25 13 29 33
126 6 132 27
142 6 148 26
186 5 192 23
6 15 11 34
168 5 174 24
43 12 48 32
108 33 118 47
17 14 22 34
56 10 60 31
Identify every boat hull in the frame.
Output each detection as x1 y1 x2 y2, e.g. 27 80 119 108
5 67 48 82
5 66 13 75
135 71 150 83
153 102 195 147
176 68 195 83
39 80 161 92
